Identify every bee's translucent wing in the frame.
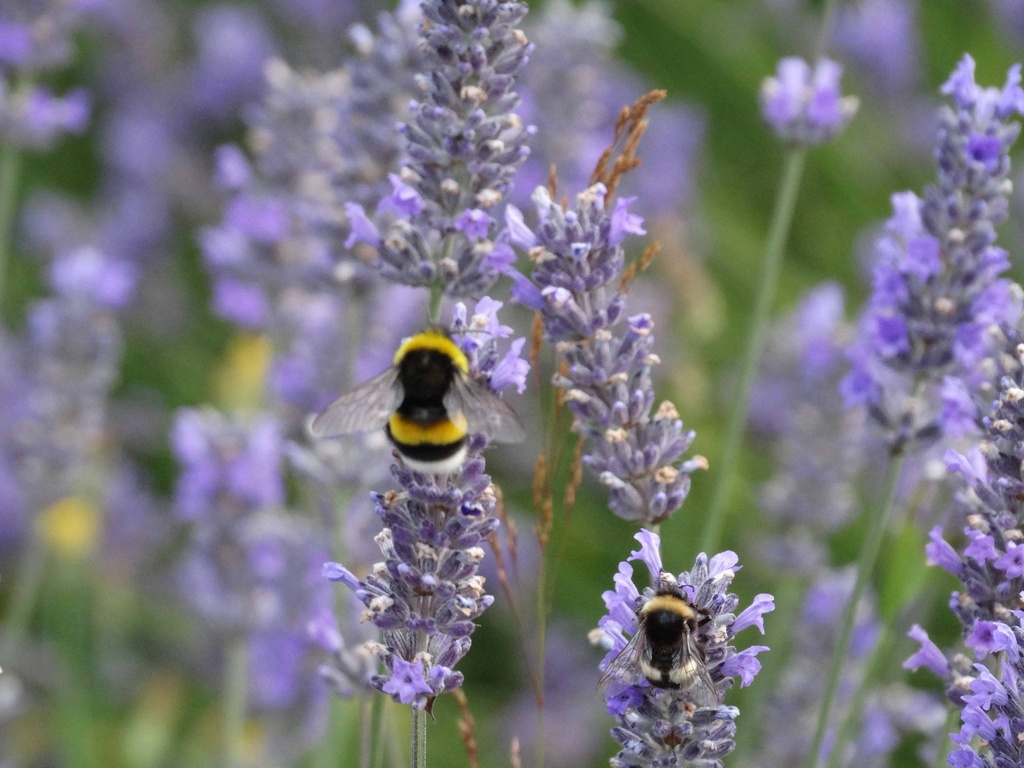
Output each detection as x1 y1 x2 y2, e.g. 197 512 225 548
598 624 647 689
444 373 525 443
675 629 719 707
310 367 402 437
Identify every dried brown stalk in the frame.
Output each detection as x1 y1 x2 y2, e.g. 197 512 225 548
453 689 479 768
589 89 666 201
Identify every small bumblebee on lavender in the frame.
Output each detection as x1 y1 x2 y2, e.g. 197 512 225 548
600 579 719 707
310 327 525 474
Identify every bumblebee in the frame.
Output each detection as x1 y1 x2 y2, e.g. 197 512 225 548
310 329 524 474
600 586 718 706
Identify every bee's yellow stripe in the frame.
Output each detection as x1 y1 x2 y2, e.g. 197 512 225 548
641 595 693 618
388 412 468 446
393 331 469 373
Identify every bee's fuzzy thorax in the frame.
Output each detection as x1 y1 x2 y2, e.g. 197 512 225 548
393 330 469 373
641 593 694 619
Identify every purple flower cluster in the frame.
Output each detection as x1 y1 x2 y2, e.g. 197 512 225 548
508 184 704 525
172 409 287 628
0 0 90 147
946 620 1024 768
592 530 773 767
324 439 498 708
450 296 529 394
172 406 335 755
759 571 944 768
750 283 875 572
322 306 528 708
930 343 1024 637
201 8 419 318
908 619 1024 768
7 248 134 513
900 308 1024 764
832 0 921 98
345 0 534 298
200 8 423 419
842 55 1024 451
759 57 858 145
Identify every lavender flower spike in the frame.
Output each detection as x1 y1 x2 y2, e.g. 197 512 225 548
947 620 1024 768
324 304 527 708
842 55 1024 449
760 57 859 145
512 183 705 525
352 0 534 298
592 529 774 766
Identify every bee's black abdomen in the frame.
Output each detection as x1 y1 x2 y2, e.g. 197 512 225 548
387 430 468 463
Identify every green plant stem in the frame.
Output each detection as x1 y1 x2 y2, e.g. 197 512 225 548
534 552 547 768
933 706 960 768
376 700 394 768
429 282 443 324
803 452 906 768
824 587 933 768
1 529 48 665
0 139 22 314
411 706 426 768
223 637 249 768
812 0 841 60
698 148 807 554
359 696 375 768
823 485 943 768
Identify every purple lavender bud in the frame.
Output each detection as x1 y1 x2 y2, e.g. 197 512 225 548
323 311 524 708
751 284 874 572
832 0 920 97
903 625 949 677
593 530 774 767
514 183 703 525
841 55 1024 450
0 0 85 71
760 57 859 145
50 247 136 309
187 5 276 121
936 337 1024 637
171 409 284 522
944 622 1024 767
450 297 530 393
366 0 534 297
0 81 90 147
8 247 128 511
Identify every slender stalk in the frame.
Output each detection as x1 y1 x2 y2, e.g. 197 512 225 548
0 138 22 313
698 148 807 554
823 483 943 768
534 553 547 768
359 696 375 768
429 282 443 324
932 706 960 768
1 529 49 665
812 0 841 61
376 700 394 768
411 706 426 768
222 637 250 768
803 452 906 768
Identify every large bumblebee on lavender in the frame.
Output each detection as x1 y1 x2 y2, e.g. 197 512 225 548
601 585 718 706
310 329 525 474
